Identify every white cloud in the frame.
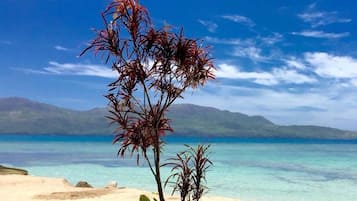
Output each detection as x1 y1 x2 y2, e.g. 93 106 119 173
204 35 284 62
284 57 306 69
259 33 283 45
27 61 116 78
198 20 218 33
215 63 316 86
205 34 283 46
291 30 349 39
216 63 274 80
304 52 357 78
298 11 351 27
232 46 268 62
204 36 250 45
271 68 317 84
54 45 70 51
221 15 255 27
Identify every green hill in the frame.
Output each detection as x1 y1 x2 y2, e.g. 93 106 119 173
0 97 356 139
0 97 112 134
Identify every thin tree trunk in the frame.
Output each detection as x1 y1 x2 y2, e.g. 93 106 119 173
154 144 165 201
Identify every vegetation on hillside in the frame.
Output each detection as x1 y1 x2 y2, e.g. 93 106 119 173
0 97 356 139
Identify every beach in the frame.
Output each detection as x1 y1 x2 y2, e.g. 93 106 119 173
0 175 239 201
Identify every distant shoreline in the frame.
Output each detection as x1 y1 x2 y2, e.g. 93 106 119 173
1 134 357 144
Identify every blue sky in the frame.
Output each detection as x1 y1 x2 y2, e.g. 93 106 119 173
1 0 357 130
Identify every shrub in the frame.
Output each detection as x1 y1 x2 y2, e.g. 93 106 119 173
165 145 212 201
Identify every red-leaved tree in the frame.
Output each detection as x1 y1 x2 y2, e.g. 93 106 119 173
82 1 215 201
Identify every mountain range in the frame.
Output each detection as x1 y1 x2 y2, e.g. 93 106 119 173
1 97 356 139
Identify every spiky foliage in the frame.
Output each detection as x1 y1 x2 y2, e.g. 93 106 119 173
82 1 215 201
189 145 212 201
165 145 212 201
165 153 193 201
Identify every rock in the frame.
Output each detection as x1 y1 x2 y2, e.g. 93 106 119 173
75 181 93 188
105 181 117 188
0 165 28 175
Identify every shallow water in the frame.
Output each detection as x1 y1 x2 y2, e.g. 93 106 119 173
1 134 357 201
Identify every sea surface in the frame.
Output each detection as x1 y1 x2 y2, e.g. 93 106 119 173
1 134 357 201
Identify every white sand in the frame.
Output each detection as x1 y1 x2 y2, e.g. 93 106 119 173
0 175 240 201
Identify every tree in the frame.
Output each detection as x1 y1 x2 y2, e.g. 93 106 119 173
82 1 215 201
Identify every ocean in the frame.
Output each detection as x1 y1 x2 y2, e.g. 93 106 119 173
1 134 357 201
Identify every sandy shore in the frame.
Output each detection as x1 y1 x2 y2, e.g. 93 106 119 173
0 175 239 201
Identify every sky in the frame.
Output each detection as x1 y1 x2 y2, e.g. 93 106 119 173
1 0 357 130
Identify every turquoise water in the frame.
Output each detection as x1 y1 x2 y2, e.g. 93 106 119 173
1 135 357 201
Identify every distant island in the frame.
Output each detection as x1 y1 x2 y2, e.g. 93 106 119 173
0 97 356 139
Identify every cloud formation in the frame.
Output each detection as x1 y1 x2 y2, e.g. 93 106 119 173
305 52 357 79
221 14 255 27
284 57 306 69
54 45 70 51
204 36 251 45
291 30 349 39
215 63 316 86
298 10 351 27
232 46 269 62
29 61 116 78
198 19 218 33
258 33 283 45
